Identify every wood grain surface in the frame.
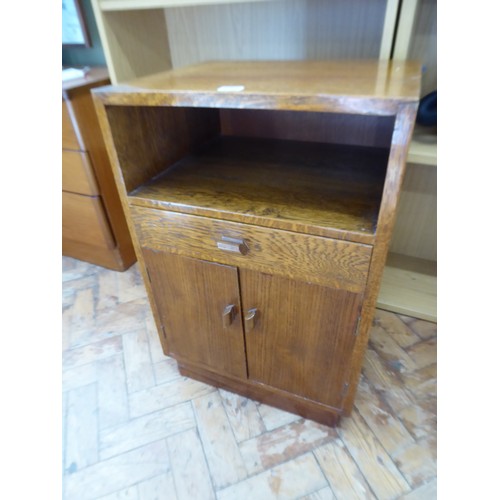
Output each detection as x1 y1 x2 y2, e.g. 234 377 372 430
63 69 136 271
62 192 115 249
62 151 100 196
343 103 418 413
91 59 421 426
241 270 362 408
67 90 136 269
104 105 220 192
131 207 372 293
141 249 247 379
179 362 342 427
129 136 389 242
93 60 421 114
62 100 83 151
220 109 395 149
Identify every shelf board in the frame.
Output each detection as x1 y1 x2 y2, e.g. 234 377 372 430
99 0 273 11
129 136 389 244
408 125 436 166
378 252 437 322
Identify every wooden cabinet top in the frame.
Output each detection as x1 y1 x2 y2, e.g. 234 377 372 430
63 67 110 98
93 60 421 115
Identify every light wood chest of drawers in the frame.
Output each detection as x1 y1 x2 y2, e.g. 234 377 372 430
62 68 135 270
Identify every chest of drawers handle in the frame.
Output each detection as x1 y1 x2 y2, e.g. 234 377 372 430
216 236 249 255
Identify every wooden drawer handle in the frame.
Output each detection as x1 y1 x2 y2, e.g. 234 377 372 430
217 236 249 255
244 308 258 332
223 304 237 328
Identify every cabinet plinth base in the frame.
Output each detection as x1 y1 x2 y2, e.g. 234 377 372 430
178 362 342 428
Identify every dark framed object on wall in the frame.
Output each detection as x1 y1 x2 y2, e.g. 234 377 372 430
62 0 91 47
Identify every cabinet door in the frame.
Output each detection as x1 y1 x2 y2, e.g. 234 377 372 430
240 269 362 409
142 248 247 379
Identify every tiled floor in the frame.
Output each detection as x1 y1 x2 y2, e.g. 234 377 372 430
62 257 437 500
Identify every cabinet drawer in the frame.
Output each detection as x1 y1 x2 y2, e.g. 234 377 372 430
62 100 83 150
131 206 372 293
63 191 115 249
62 150 99 195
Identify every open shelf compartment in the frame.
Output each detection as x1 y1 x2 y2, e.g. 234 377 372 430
106 105 395 244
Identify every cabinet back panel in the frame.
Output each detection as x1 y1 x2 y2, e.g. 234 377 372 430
241 269 361 409
104 105 220 192
220 109 395 149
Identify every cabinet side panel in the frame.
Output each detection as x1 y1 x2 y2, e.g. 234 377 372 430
343 103 418 413
104 106 220 193
141 249 247 379
241 269 362 409
96 8 172 83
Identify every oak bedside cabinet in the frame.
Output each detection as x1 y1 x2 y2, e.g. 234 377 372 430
93 61 421 426
62 67 135 270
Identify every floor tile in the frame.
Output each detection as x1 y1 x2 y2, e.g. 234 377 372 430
216 453 327 500
192 391 247 490
122 328 155 394
339 410 411 499
152 358 181 385
257 403 301 431
96 354 129 429
65 383 99 473
99 403 195 460
299 487 335 500
239 418 336 475
400 478 437 499
129 376 215 419
373 309 421 348
63 336 122 371
314 438 375 499
219 388 266 443
63 361 97 393
65 440 170 500
168 428 215 500
97 485 139 500
354 377 415 456
137 472 177 500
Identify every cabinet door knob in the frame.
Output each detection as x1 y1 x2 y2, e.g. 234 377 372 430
217 236 249 255
244 308 258 331
223 304 237 328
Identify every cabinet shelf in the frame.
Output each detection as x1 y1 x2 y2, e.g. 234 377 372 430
378 252 437 322
129 136 389 244
408 125 437 166
99 0 272 11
